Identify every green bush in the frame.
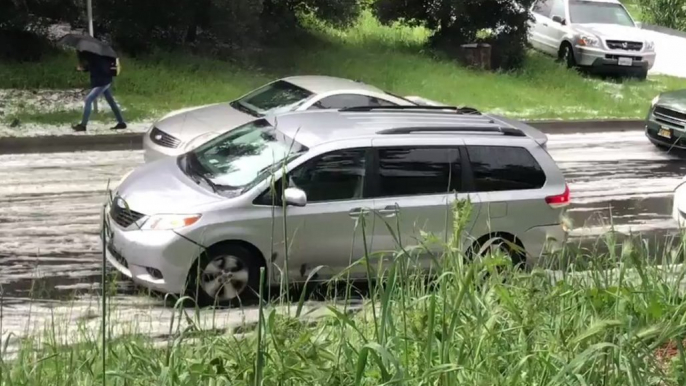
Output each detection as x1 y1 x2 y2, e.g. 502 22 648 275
373 0 535 70
92 0 361 55
636 0 686 31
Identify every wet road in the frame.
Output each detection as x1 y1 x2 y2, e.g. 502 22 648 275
2 129 686 299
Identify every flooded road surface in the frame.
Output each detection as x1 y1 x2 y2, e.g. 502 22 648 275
2 129 686 299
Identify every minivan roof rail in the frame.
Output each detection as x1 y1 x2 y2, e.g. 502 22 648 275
340 105 482 115
377 126 525 136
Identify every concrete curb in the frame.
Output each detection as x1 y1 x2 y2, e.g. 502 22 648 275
0 119 645 155
0 133 143 155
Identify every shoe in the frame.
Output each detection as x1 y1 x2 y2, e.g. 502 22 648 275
72 123 87 132
111 122 127 130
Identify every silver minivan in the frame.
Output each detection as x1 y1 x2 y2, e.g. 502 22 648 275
104 107 570 305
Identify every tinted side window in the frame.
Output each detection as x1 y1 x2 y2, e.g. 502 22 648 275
288 149 367 202
533 0 553 17
374 147 461 197
466 146 546 192
309 94 397 110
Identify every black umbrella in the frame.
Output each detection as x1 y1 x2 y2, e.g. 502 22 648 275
58 33 118 58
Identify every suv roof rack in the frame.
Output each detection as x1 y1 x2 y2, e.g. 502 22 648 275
340 105 481 115
377 126 525 137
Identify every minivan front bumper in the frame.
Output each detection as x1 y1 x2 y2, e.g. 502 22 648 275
103 211 201 295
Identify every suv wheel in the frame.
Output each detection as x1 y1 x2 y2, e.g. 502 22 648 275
559 43 576 69
188 244 265 307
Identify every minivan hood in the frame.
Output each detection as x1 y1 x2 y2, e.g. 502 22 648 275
115 158 222 215
574 23 647 43
154 102 256 144
656 89 686 112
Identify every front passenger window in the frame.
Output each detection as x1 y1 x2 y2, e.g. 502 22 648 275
550 0 565 19
288 148 367 202
533 0 553 17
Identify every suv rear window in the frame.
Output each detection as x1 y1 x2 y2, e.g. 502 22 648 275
374 147 461 197
466 146 546 191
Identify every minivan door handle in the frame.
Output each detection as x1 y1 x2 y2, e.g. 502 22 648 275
378 205 399 217
349 207 369 218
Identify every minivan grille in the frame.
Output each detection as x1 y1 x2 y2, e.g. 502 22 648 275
606 40 643 51
654 106 686 126
150 127 181 148
110 199 145 228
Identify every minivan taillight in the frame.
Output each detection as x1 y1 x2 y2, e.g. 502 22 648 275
546 184 570 208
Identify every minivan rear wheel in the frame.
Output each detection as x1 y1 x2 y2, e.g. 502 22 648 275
189 244 264 307
470 234 526 271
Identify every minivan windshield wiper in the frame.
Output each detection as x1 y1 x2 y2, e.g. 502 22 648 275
185 153 221 193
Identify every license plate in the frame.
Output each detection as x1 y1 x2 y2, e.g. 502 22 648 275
618 57 633 66
658 127 671 139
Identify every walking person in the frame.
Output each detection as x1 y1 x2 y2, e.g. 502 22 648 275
72 50 127 132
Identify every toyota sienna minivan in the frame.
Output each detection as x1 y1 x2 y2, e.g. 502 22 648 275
104 106 569 306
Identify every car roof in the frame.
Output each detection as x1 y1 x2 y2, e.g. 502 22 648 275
281 75 387 95
265 108 535 148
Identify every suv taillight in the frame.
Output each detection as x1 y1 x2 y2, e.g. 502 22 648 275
546 184 570 208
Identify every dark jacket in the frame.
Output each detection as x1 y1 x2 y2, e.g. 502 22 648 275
78 51 112 88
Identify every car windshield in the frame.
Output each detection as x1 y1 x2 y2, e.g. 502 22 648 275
183 119 308 196
569 0 634 26
231 80 314 117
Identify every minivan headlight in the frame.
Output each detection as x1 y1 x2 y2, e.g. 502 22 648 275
645 40 655 51
141 214 201 231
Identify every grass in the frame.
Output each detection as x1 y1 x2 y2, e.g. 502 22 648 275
1 12 685 130
2 201 686 385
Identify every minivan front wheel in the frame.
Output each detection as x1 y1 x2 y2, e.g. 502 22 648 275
189 244 264 307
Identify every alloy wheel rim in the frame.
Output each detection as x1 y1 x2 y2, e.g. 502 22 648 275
200 255 249 301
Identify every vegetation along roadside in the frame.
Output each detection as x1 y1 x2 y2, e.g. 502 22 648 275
2 12 686 130
2 202 686 385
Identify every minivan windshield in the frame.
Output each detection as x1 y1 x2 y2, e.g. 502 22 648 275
569 0 634 26
183 119 308 196
230 80 314 117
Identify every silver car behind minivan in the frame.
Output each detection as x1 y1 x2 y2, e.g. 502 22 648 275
104 107 569 305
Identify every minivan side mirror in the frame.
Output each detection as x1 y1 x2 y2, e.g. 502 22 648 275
552 15 566 25
635 21 643 28
283 187 307 207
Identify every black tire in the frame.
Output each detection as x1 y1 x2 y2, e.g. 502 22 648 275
636 69 648 81
187 243 265 307
470 235 526 270
559 43 576 69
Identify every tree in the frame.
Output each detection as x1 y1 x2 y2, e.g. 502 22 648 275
373 0 535 70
